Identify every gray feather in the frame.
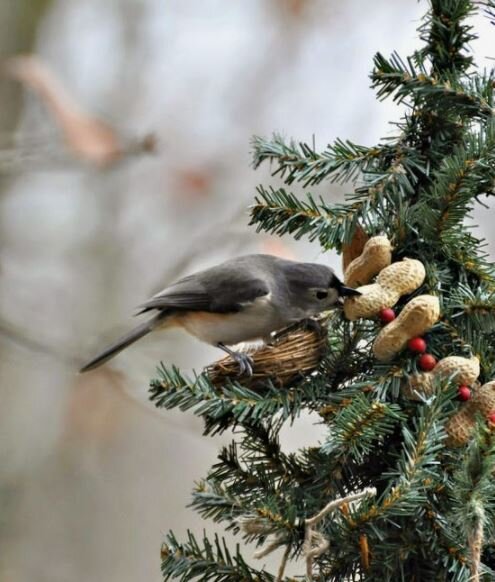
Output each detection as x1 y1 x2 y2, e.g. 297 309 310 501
139 259 271 314
79 314 163 373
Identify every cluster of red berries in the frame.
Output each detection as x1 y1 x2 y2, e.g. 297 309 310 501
379 307 472 403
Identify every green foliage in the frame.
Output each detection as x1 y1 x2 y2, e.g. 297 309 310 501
151 2 495 580
251 134 414 187
149 364 306 434
249 185 364 249
449 424 495 544
322 394 405 462
161 531 278 581
371 52 493 118
418 0 477 74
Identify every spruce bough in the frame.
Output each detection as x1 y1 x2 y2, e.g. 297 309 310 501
151 2 495 579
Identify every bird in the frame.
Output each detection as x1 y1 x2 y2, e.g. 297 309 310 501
79 254 360 375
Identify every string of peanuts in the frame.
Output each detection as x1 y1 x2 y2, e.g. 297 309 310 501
342 231 495 581
342 233 495 444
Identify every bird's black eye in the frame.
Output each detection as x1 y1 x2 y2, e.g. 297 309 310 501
316 290 328 300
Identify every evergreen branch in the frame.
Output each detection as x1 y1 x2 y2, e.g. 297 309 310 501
252 133 427 190
371 51 425 103
421 152 478 235
371 52 493 117
160 531 279 581
150 365 303 434
321 394 405 462
303 488 376 581
192 482 298 549
418 0 477 74
350 390 449 526
249 186 363 249
440 229 495 283
419 496 470 573
415 125 495 241
239 423 307 488
206 442 255 497
370 359 416 401
191 473 299 548
448 426 495 576
195 428 305 517
252 134 403 186
249 183 415 251
479 0 495 23
446 283 495 333
319 319 376 394
191 482 247 530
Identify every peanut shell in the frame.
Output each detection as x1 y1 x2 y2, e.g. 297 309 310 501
344 258 425 320
434 356 480 386
344 236 392 288
472 381 495 416
445 381 495 447
373 295 440 361
445 409 477 447
406 356 480 400
376 258 425 294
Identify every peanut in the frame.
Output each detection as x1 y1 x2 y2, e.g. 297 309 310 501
404 356 480 400
344 235 392 288
344 258 425 321
373 295 440 361
445 381 495 447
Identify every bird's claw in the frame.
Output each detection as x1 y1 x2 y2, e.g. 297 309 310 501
233 353 254 377
217 343 254 377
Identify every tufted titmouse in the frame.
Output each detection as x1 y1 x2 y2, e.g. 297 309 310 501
80 254 360 375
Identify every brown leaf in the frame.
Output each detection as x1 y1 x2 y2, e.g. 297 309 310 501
342 225 368 271
5 55 122 167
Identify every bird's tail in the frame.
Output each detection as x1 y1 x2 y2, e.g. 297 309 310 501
79 314 165 373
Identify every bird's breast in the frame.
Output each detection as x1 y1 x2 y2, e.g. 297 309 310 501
176 294 286 346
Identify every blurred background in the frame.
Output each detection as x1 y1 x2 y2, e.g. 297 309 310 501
0 1 493 580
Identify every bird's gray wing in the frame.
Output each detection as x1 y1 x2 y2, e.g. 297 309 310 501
138 270 269 314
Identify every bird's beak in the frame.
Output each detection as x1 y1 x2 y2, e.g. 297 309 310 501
339 285 361 297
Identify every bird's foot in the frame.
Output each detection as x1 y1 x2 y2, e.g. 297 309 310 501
233 352 254 376
217 343 254 376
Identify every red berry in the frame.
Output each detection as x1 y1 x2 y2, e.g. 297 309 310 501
458 386 471 401
418 353 437 371
379 308 396 324
408 337 427 353
488 412 495 425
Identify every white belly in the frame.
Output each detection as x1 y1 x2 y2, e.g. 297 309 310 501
176 296 284 346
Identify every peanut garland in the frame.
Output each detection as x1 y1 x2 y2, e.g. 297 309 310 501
446 381 495 447
342 236 439 359
341 233 495 449
404 356 480 401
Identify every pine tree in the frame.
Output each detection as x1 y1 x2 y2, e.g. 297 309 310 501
150 2 495 580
